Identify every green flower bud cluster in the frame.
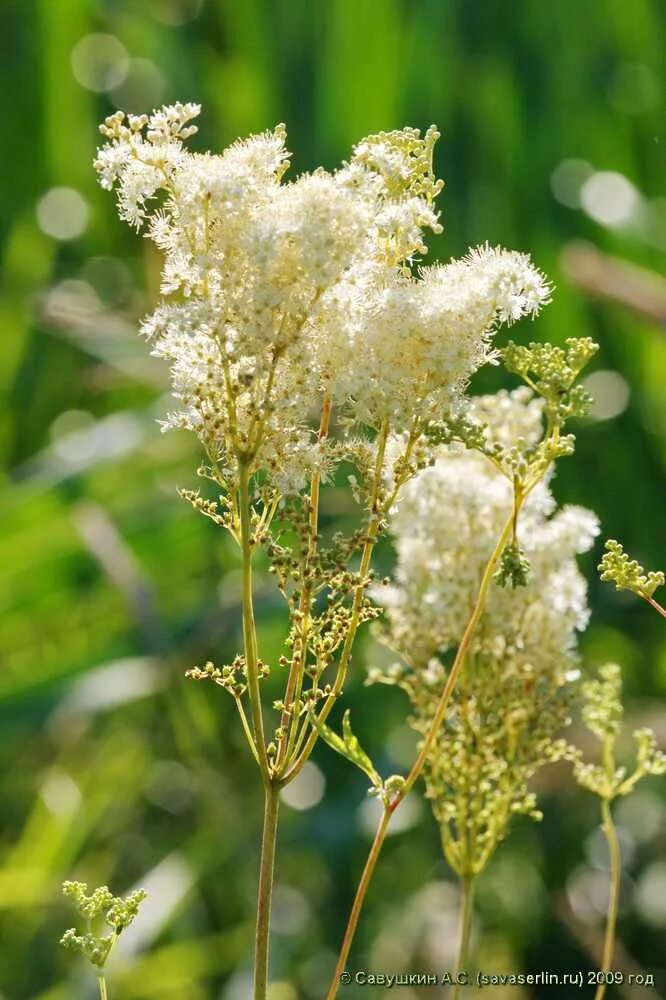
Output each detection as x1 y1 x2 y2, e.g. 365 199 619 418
495 540 531 589
353 125 444 206
420 661 576 877
178 487 234 531
502 337 598 423
574 664 666 800
60 881 146 969
598 539 665 601
185 655 270 698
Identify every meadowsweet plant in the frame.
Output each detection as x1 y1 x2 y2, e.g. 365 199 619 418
574 664 666 1000
60 881 146 1000
599 540 666 618
95 103 552 998
324 341 600 998
368 388 598 986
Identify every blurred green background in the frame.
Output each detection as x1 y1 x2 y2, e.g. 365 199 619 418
1 1 665 998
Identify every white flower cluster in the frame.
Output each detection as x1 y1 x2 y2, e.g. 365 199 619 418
96 104 551 495
381 388 597 667
374 389 599 875
319 249 550 429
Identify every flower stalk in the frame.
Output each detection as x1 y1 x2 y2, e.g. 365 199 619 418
254 781 280 1000
238 460 271 783
574 664 666 997
595 797 621 1000
453 875 476 1000
326 507 515 998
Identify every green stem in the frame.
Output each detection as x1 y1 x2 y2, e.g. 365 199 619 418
238 461 270 782
97 975 109 1000
254 780 280 1000
325 806 392 1000
398 510 514 801
642 593 666 619
276 391 332 775
285 421 390 783
594 798 621 1000
325 509 516 1000
453 875 475 1000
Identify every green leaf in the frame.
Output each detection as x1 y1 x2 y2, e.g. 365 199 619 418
309 709 382 787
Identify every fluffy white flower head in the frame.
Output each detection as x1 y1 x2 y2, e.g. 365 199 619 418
95 105 552 497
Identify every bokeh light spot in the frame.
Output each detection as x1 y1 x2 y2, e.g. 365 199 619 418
71 34 130 94
71 33 130 93
280 761 325 810
110 58 167 113
551 159 594 209
635 862 666 927
150 0 204 26
40 771 81 815
582 370 630 421
270 884 310 936
359 792 423 836
581 171 641 228
36 187 89 241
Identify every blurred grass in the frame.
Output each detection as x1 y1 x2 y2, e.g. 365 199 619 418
0 1 665 997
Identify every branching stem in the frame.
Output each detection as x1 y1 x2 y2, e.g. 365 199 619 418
277 391 332 775
285 419 390 783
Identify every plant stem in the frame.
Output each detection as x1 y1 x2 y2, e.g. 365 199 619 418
594 798 621 1000
277 391 332 774
253 780 280 1000
239 460 279 999
325 509 516 999
453 875 475 1000
97 976 109 1000
284 419 390 783
238 461 271 782
643 593 666 619
325 806 392 1000
398 510 514 801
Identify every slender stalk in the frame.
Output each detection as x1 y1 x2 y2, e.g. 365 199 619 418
97 976 109 1000
276 391 332 774
453 875 475 1000
594 798 621 1000
399 511 514 801
254 781 280 1000
233 695 260 765
238 461 271 782
285 420 390 783
325 806 392 1000
643 593 666 619
325 509 516 999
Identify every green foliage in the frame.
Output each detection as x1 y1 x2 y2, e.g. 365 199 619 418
308 709 381 788
310 708 406 806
